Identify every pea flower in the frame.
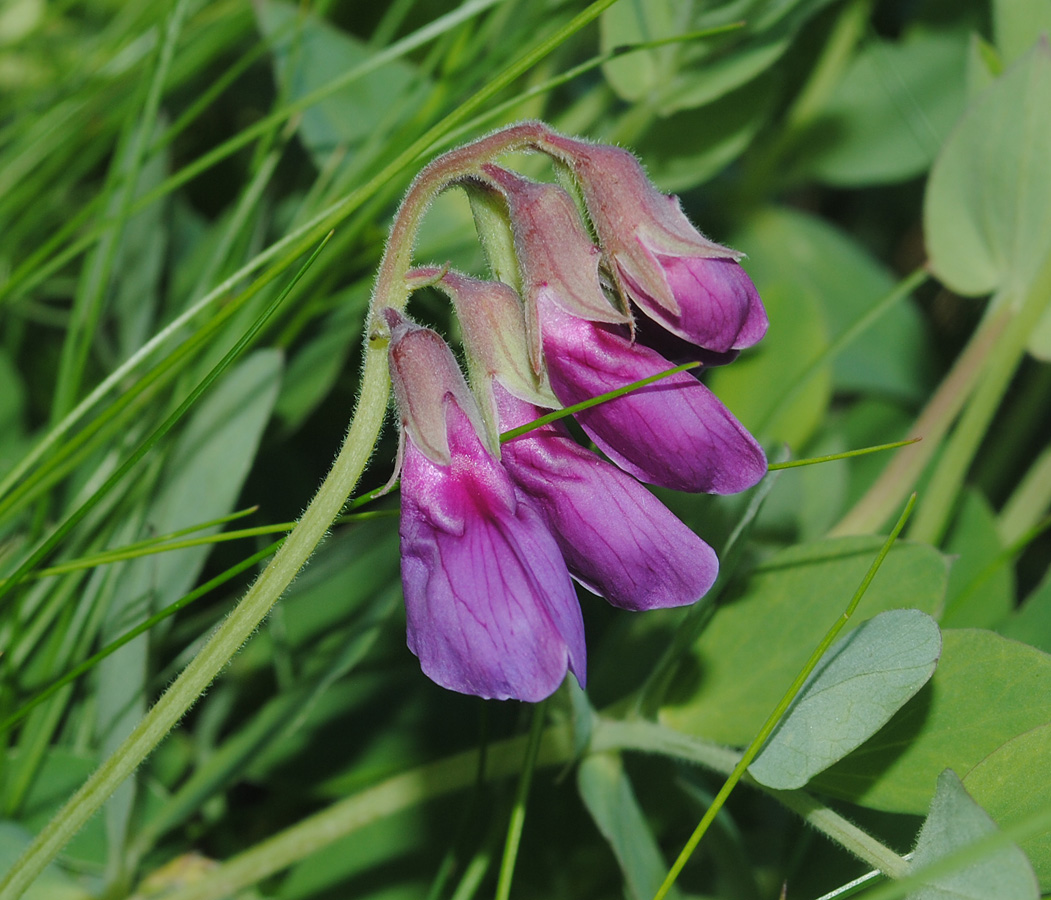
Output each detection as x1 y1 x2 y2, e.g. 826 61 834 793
480 165 766 495
384 307 585 702
426 268 719 610
538 130 768 353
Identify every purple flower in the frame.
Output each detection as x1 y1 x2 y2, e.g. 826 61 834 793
424 267 720 610
537 294 766 494
478 167 766 494
385 308 585 701
495 383 719 610
539 131 768 353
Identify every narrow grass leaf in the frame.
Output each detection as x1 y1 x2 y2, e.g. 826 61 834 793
578 753 680 900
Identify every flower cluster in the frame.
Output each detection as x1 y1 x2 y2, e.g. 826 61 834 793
380 125 767 702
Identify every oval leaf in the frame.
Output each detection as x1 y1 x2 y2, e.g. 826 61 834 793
964 723 1051 890
924 40 1051 300
749 609 941 790
907 769 1038 900
814 630 1051 813
660 537 948 744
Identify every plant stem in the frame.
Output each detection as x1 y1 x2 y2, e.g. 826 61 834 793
830 300 1011 536
494 701 547 900
910 249 1051 544
652 495 915 900
136 717 906 900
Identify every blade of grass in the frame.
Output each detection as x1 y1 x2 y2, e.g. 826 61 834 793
0 233 331 612
652 494 917 900
0 4 624 893
51 0 192 420
0 540 283 738
494 700 547 900
499 362 702 442
767 439 921 470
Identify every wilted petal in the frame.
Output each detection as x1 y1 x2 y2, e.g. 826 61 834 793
400 394 586 702
496 385 718 610
537 294 766 494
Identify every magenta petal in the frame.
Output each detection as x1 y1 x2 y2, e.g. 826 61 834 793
538 297 766 494
622 255 767 353
399 402 585 702
497 388 718 610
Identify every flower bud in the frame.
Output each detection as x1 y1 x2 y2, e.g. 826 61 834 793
540 132 768 352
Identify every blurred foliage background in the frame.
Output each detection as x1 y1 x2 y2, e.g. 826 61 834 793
0 0 1050 898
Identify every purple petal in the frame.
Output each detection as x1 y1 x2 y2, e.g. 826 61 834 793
621 254 768 353
399 399 585 701
537 296 767 494
497 386 718 610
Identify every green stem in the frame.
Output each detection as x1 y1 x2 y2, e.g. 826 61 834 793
830 300 1011 537
910 250 1051 544
494 700 547 900
998 443 1051 545
135 716 906 900
652 495 916 900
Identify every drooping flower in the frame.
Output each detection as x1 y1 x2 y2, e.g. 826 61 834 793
426 268 719 609
496 383 719 610
384 307 585 701
537 130 768 353
479 165 766 494
536 295 767 494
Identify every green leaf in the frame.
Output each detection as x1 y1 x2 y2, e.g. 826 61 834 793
733 207 931 402
814 630 1051 814
803 27 969 186
992 0 1051 65
599 0 686 103
601 0 838 114
136 348 283 608
658 0 838 113
255 0 428 171
577 753 679 900
660 537 948 745
942 489 1014 628
963 723 1051 890
749 609 941 790
997 569 1051 654
924 40 1051 326
907 769 1038 900
634 74 774 192
706 277 831 449
656 32 789 114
